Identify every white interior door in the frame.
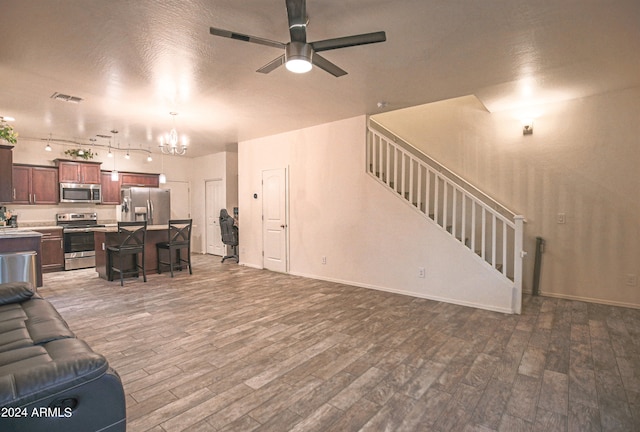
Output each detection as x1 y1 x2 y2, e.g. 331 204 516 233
262 168 288 272
205 179 225 256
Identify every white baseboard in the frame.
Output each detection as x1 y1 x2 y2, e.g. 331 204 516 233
537 291 640 310
289 271 516 315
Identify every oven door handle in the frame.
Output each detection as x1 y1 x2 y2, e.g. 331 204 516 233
63 228 95 233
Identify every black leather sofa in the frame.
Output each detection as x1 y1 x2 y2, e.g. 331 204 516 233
0 282 126 432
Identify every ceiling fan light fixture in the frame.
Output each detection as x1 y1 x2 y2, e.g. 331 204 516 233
285 42 313 73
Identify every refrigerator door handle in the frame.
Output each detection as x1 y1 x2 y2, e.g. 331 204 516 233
150 199 154 224
147 199 151 224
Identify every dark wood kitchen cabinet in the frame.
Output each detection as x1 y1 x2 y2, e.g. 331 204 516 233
0 145 13 203
35 228 64 273
120 172 159 188
12 165 59 204
101 171 121 204
57 160 102 184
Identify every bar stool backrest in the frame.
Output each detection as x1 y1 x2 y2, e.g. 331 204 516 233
117 221 147 250
167 219 192 246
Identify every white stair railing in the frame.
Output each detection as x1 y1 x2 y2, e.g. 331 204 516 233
367 120 526 313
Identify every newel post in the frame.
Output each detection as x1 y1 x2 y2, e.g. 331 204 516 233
513 215 526 314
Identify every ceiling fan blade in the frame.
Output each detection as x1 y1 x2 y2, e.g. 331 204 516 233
209 27 285 50
257 55 286 74
286 0 307 43
311 31 386 52
312 54 348 77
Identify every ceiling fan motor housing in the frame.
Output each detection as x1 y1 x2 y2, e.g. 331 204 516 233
285 42 313 73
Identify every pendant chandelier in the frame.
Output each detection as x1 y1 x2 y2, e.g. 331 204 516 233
159 112 188 155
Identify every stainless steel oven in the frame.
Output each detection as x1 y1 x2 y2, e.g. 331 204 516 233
57 213 104 270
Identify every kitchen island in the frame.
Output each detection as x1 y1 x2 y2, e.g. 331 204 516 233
0 229 43 287
93 225 174 281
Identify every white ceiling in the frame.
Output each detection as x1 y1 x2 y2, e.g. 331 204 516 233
1 0 639 157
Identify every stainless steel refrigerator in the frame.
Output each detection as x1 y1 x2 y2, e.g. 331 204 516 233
120 187 171 225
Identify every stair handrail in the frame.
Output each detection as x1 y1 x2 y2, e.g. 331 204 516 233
367 118 526 314
368 118 517 220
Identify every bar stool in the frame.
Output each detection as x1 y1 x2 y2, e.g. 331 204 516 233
107 221 147 286
156 219 192 277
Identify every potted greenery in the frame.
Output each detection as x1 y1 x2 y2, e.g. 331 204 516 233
64 148 95 160
0 122 18 145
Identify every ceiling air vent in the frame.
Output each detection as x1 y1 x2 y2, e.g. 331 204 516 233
50 92 83 103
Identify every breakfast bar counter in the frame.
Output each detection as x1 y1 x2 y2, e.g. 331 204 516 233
93 225 171 281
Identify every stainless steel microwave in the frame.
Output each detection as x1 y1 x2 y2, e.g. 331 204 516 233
59 183 102 203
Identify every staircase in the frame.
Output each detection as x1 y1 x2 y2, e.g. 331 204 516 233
366 119 526 314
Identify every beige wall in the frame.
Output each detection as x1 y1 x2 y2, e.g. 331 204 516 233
238 116 518 313
373 88 640 308
188 151 238 254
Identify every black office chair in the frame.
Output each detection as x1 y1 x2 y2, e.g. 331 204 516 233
107 221 147 286
156 219 193 277
219 209 239 263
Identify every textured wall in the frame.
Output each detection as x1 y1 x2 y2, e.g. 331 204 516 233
373 88 640 308
238 116 517 313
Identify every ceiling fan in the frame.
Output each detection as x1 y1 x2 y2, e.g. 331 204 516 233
209 0 386 77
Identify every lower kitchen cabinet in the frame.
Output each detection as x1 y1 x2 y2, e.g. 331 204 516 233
35 228 65 273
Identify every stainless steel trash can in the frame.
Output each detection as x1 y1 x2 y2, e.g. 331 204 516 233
0 251 37 291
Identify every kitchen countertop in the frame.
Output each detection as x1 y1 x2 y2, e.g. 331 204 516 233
0 229 44 239
26 226 62 231
93 224 170 233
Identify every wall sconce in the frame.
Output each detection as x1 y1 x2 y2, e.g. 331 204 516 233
522 119 533 135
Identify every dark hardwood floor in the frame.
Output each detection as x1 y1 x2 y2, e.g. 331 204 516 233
42 254 640 431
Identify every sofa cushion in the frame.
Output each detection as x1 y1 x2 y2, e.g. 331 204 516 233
0 282 34 306
22 298 75 344
0 298 74 354
0 338 109 407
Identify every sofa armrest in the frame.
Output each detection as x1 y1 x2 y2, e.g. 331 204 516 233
0 338 126 432
0 367 126 432
0 282 35 306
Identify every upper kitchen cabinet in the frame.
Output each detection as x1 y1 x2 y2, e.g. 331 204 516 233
12 165 59 204
56 160 102 184
120 172 159 188
100 171 121 204
0 145 13 203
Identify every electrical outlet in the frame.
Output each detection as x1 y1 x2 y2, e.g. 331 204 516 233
625 274 638 287
557 213 566 224
418 267 425 278
321 256 327 265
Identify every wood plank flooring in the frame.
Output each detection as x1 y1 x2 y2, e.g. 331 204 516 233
41 254 640 431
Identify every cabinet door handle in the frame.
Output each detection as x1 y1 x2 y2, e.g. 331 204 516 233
13 188 16 199
33 194 36 204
